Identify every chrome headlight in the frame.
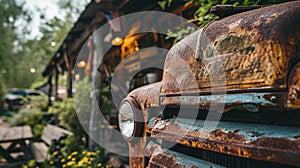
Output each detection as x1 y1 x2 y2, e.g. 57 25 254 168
118 101 135 139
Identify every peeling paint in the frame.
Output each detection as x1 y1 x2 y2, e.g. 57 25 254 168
150 118 300 166
161 1 300 95
145 141 225 168
122 2 300 167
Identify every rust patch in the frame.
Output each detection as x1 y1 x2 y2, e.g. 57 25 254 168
129 82 163 110
210 129 246 143
252 137 300 151
287 62 300 108
150 119 300 166
161 1 300 94
124 83 164 167
145 142 222 168
129 137 146 167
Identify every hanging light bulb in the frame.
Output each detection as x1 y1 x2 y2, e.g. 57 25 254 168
111 37 123 46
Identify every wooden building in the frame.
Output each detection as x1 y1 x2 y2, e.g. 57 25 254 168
42 0 196 103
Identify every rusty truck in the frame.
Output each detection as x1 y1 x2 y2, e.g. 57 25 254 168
118 1 300 167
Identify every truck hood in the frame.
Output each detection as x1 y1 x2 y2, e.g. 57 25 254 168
161 1 300 94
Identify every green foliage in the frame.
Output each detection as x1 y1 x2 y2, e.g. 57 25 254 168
158 0 173 10
8 108 46 141
100 85 112 116
46 149 108 168
22 159 35 168
23 149 109 168
0 75 6 98
0 0 32 88
0 74 7 113
166 26 197 44
7 94 48 140
26 94 48 110
159 0 293 43
73 77 92 130
46 76 101 155
48 98 88 153
30 78 48 89
0 0 89 89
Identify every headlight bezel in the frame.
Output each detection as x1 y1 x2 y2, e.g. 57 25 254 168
118 98 144 141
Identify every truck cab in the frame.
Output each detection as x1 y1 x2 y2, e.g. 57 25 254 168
118 1 300 167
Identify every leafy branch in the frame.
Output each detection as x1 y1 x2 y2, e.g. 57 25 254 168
158 0 293 43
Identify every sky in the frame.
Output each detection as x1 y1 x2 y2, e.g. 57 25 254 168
22 0 60 38
21 0 89 39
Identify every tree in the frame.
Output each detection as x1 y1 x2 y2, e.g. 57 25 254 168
0 0 89 89
159 0 293 43
0 0 31 89
23 0 89 89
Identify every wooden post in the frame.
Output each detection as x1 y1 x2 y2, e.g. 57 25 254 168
54 68 59 99
48 74 53 106
64 44 73 98
89 26 103 151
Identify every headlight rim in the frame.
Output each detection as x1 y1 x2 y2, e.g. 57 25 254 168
118 98 144 141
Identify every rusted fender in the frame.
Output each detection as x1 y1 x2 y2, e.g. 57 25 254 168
149 118 300 166
162 1 300 94
145 141 225 168
128 81 163 110
159 92 286 112
124 82 163 167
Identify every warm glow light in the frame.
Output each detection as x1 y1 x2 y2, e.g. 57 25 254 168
50 41 56 47
77 61 86 68
30 68 36 73
111 37 123 46
75 74 80 81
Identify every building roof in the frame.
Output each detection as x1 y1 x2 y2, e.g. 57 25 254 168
42 0 191 77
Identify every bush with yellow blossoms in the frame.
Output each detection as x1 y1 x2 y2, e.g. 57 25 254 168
46 149 111 168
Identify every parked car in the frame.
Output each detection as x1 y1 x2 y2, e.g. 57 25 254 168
1 89 45 113
9 89 44 97
118 1 300 167
2 94 24 112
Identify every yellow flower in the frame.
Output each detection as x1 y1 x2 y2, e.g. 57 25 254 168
67 161 76 166
82 151 87 155
61 158 65 163
90 158 94 161
62 164 66 168
78 160 84 167
71 151 78 156
97 163 102 167
67 155 72 160
50 161 54 165
106 164 112 168
72 158 76 161
51 151 58 157
96 150 100 154
83 157 89 162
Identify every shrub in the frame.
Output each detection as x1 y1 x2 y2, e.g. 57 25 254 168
46 148 110 168
159 0 293 43
8 108 46 141
48 98 88 153
0 75 7 114
25 94 48 110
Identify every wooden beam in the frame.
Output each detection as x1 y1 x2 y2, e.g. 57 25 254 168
47 75 53 106
54 68 59 99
